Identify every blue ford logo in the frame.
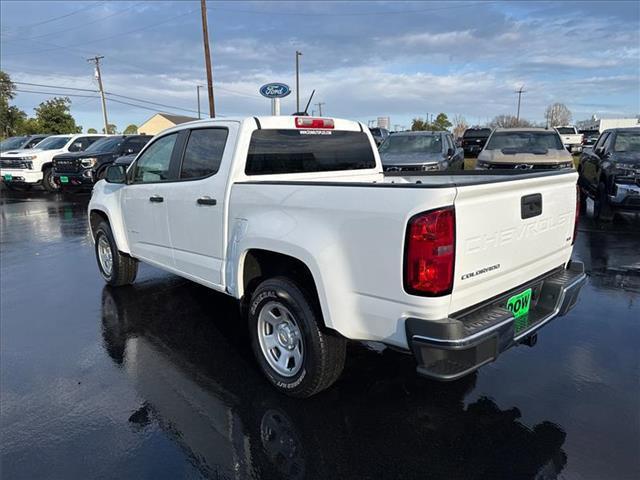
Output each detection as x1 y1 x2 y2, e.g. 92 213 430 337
259 83 291 99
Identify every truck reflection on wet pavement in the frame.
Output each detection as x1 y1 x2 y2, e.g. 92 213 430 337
1 190 639 479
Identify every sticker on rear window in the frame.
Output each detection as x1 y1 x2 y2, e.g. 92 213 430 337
299 130 332 135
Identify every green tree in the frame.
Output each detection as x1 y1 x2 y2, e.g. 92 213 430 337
411 117 428 131
102 123 117 134
432 113 452 131
0 70 28 137
123 124 138 134
33 97 81 134
489 115 532 128
87 128 98 134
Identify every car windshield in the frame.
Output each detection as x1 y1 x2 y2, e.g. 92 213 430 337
379 135 443 156
555 127 575 135
485 131 564 152
614 131 640 152
85 137 123 153
0 136 27 150
463 129 491 138
34 136 71 150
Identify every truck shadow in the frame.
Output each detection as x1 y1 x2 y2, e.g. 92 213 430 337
101 279 568 480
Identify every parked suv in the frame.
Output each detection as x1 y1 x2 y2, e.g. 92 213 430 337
578 127 640 220
0 134 49 152
1 134 105 191
461 128 491 156
476 128 573 170
379 131 464 172
53 135 151 191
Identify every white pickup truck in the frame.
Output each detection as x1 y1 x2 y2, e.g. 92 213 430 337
0 133 105 191
554 126 583 154
89 116 586 397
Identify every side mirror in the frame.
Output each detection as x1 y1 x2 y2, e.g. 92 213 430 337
105 164 127 184
594 146 605 157
447 147 455 157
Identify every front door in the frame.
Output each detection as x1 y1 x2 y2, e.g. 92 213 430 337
164 123 237 288
122 132 180 268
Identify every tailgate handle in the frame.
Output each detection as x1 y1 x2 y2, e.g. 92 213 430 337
521 193 542 219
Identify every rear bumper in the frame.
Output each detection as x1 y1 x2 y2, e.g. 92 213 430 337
609 182 640 210
406 261 586 381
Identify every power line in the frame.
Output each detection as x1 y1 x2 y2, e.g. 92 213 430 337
5 1 107 30
12 81 98 93
105 92 200 115
14 88 99 99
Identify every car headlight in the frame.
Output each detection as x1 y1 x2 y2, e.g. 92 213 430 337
19 155 37 161
80 157 98 168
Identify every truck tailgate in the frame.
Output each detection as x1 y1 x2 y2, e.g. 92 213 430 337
450 171 578 313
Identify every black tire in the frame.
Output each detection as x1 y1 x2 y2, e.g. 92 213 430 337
94 220 138 286
96 167 108 180
594 181 613 221
578 187 587 214
248 276 346 398
41 167 59 193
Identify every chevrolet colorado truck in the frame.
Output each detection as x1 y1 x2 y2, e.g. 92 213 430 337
1 133 105 191
88 116 586 397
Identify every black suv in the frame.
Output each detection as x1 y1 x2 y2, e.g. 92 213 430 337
578 128 640 220
53 135 151 190
461 128 491 156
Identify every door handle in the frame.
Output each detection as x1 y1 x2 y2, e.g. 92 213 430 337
149 195 164 203
197 196 217 206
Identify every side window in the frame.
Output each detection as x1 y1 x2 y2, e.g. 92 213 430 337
132 133 178 183
25 138 42 148
84 137 103 148
594 132 609 151
603 133 615 153
122 137 148 154
67 138 85 152
179 128 228 179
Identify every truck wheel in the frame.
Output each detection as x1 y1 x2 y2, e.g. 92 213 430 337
42 167 59 193
595 182 613 221
94 220 138 286
248 277 346 398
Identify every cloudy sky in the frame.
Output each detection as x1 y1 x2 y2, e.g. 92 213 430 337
1 0 638 132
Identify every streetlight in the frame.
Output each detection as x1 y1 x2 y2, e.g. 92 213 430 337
295 50 302 113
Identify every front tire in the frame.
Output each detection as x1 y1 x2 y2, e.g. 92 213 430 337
94 220 138 286
42 167 59 192
248 277 346 398
594 181 613 221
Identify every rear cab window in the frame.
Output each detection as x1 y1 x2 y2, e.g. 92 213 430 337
245 129 376 175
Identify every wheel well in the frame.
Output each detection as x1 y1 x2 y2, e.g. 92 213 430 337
241 249 323 323
41 162 52 172
89 210 109 239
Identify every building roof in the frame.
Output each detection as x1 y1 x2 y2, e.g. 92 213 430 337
154 113 198 124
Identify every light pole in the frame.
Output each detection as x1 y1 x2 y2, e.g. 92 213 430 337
515 85 526 122
196 85 204 119
87 56 108 133
200 0 215 117
295 50 302 112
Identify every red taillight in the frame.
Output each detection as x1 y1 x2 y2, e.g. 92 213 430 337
295 117 335 129
404 207 455 296
572 185 580 245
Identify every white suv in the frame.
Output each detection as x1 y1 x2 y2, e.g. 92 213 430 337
1 133 106 191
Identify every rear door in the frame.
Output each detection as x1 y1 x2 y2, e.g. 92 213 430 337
450 172 578 313
122 132 180 267
164 123 238 288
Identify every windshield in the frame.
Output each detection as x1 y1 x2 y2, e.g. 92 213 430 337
35 136 71 150
555 127 576 135
486 131 564 151
614 131 640 152
0 136 27 150
379 135 443 156
463 129 491 138
84 136 124 153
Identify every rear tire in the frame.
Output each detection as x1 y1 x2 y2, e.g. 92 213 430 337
94 220 138 286
248 276 346 398
41 167 59 193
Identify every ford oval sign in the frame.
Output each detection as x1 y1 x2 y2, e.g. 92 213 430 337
260 83 291 99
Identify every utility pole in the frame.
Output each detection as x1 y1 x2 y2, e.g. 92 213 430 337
196 85 203 119
515 85 526 122
200 0 215 117
295 50 302 112
87 56 108 133
315 102 325 116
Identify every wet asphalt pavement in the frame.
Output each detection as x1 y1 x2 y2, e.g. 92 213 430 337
1 189 639 480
